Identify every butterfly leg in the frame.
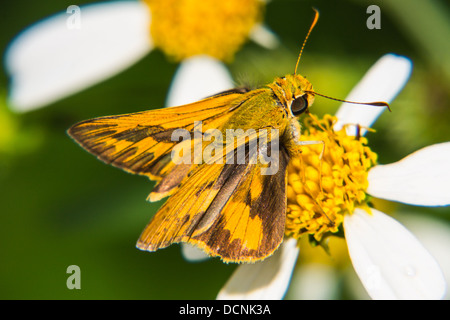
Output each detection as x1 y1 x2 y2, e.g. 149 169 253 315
283 118 335 227
283 117 324 159
341 122 376 139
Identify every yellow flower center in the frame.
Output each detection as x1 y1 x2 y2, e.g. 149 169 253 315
285 114 378 242
144 0 264 62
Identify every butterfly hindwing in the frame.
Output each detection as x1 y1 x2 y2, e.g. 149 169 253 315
137 137 290 263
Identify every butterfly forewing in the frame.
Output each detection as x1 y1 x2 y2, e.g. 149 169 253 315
68 91 249 195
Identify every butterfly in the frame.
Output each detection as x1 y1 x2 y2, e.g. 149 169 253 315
68 9 387 263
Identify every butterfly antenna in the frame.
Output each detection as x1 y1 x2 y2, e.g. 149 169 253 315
306 90 391 112
294 8 320 75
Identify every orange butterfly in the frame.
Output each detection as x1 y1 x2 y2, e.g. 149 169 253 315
68 9 387 262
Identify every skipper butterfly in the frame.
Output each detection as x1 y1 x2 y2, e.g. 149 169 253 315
68 9 387 263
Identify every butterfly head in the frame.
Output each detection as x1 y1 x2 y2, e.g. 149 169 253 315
285 9 389 115
270 73 316 118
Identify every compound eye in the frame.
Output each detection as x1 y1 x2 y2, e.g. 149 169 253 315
290 95 308 116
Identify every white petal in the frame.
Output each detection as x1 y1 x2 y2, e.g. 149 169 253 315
400 213 450 300
288 263 339 300
344 208 446 300
165 55 234 107
181 243 210 262
5 1 152 112
217 238 299 300
334 54 412 136
249 24 279 49
367 142 450 206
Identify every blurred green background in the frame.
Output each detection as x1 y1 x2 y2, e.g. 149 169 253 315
0 0 449 299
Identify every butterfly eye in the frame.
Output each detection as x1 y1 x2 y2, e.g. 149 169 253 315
290 95 308 116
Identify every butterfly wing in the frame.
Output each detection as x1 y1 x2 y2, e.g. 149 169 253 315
69 88 290 262
68 90 250 200
137 137 290 263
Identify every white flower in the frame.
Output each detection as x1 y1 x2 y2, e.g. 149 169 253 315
5 0 277 112
184 53 448 300
5 2 152 112
149 50 450 300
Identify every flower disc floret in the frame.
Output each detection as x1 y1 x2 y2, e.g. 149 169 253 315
146 0 264 61
286 115 378 241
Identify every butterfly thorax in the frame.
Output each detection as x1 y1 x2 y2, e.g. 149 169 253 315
268 74 315 117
